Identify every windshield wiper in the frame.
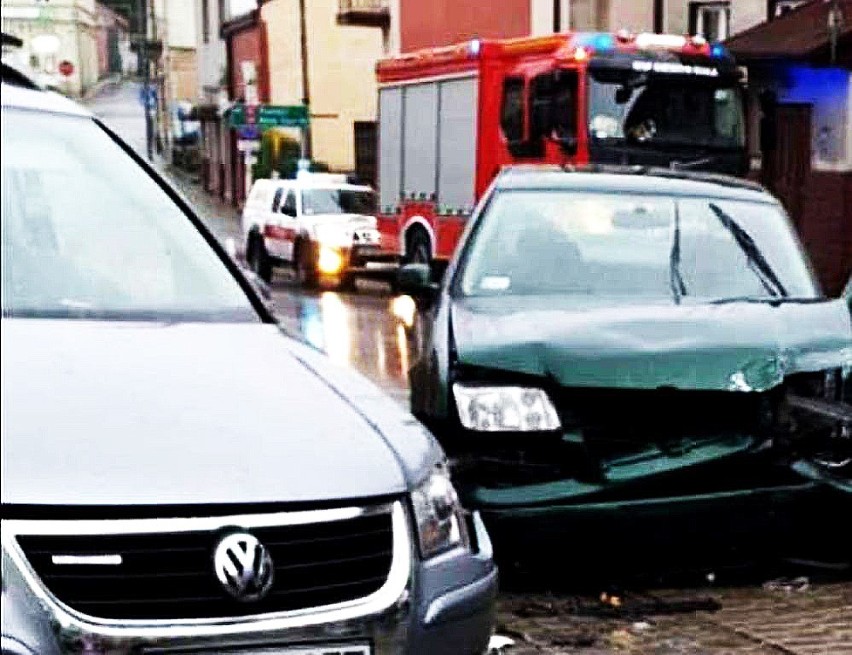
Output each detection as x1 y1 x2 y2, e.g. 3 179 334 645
669 201 687 304
709 296 824 306
707 203 788 298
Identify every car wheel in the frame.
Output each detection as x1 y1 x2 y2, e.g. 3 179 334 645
295 242 318 289
248 235 272 284
338 273 357 293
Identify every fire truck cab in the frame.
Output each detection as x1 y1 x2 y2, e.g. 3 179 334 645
375 31 747 275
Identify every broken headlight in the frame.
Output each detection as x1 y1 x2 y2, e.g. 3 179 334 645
410 464 469 559
453 383 561 432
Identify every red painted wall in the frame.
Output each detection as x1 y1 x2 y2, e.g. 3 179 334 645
400 0 531 52
227 23 269 103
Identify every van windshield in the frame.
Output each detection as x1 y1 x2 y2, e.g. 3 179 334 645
301 189 376 216
1 109 257 321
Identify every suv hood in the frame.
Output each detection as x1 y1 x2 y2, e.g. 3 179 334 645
306 214 376 230
451 296 852 391
1 320 439 507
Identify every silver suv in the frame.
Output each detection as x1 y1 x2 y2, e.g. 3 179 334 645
0 64 496 655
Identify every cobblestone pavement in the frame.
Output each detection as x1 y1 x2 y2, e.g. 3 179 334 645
496 582 852 654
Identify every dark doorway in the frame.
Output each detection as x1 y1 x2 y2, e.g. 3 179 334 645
765 103 811 229
354 121 377 188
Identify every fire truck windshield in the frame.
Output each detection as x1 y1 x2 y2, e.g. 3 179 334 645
587 68 745 150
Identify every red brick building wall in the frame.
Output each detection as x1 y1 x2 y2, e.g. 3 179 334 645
400 0 531 52
797 172 852 297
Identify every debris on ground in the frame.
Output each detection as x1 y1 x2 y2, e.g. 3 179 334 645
762 576 810 593
487 635 516 653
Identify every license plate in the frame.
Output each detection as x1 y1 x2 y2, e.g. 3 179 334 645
233 648 370 655
148 646 371 655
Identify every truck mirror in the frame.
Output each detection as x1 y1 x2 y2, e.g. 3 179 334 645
397 263 439 301
615 86 633 105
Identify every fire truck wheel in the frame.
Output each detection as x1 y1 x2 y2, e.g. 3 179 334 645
295 241 318 289
247 234 272 284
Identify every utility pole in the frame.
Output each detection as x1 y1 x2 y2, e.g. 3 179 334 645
828 0 844 65
298 0 312 160
140 0 153 160
653 0 664 33
553 0 561 32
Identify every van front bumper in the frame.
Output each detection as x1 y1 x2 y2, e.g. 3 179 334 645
1 508 497 655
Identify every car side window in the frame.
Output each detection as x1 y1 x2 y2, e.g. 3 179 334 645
271 188 284 213
282 190 297 217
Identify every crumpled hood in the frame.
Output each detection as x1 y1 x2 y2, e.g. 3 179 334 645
452 296 852 391
1 320 440 507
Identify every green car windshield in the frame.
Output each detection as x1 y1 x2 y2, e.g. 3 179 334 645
459 190 818 302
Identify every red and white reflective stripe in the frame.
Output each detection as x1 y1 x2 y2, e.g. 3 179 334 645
263 224 296 241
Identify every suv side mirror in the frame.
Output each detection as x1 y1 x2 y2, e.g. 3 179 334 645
397 263 439 301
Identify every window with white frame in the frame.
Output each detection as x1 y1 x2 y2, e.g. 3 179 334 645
688 2 731 42
771 0 808 19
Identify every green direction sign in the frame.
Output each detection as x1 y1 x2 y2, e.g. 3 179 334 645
228 104 309 129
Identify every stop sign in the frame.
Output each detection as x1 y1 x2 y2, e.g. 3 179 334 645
58 60 74 77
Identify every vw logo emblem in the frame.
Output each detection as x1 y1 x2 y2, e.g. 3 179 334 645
213 532 275 602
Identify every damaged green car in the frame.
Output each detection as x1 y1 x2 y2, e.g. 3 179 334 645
401 166 851 566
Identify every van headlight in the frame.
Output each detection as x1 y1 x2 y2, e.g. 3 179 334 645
453 383 561 432
411 465 469 559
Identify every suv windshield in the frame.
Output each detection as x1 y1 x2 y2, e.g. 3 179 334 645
459 190 818 302
1 109 257 321
588 68 745 149
301 188 376 216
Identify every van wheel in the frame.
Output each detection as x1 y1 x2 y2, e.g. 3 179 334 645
248 235 272 284
295 241 318 289
338 273 357 293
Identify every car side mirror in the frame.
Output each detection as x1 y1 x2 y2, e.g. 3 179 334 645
615 86 633 105
549 133 577 154
397 263 439 301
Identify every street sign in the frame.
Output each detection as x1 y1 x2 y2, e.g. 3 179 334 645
228 104 309 129
237 125 260 140
237 139 261 153
58 60 74 77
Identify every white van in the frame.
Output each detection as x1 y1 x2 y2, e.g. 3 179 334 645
242 173 389 289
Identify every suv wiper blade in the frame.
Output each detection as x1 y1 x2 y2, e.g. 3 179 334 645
708 203 788 298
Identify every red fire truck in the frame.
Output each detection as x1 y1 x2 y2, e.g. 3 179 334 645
374 31 748 275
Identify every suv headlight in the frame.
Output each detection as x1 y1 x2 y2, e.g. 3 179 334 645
453 383 561 432
411 465 469 559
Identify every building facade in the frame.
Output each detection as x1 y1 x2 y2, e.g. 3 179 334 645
391 0 785 54
1 0 100 96
261 0 387 175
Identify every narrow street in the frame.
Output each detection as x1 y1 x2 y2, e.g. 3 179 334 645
86 81 852 655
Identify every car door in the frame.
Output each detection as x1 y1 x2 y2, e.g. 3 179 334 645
280 189 299 262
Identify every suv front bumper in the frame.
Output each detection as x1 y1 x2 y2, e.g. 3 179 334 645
1 506 497 655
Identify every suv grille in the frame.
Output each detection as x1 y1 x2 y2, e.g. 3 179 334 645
15 512 394 620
